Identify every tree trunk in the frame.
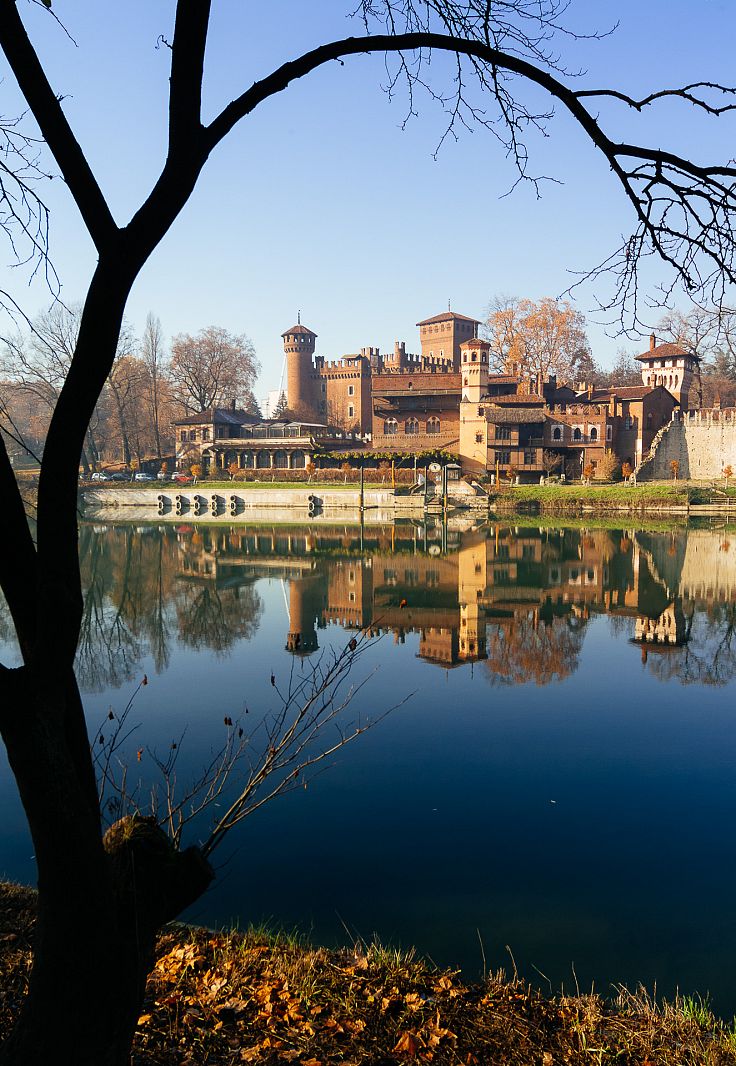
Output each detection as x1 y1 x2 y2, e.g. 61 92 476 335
0 670 212 1066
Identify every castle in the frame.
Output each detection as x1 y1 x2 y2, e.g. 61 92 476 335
281 310 699 479
173 309 701 480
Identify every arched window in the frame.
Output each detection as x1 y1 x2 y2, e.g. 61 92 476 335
573 427 582 442
589 427 598 442
384 418 398 435
427 417 441 434
241 451 254 468
273 450 289 469
552 426 562 442
256 450 271 469
291 450 306 469
405 418 419 435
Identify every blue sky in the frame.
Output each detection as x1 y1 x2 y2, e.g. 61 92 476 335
3 1 735 404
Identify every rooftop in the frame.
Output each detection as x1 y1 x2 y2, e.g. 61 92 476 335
635 341 698 362
416 311 481 326
173 407 262 426
485 407 546 424
282 323 317 338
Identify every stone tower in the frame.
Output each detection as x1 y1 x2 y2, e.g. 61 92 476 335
459 337 492 475
460 336 490 402
635 334 702 410
282 318 318 417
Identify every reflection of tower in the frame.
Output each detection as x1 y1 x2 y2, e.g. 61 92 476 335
285 574 324 655
634 601 688 647
323 561 373 629
458 532 488 661
282 318 318 417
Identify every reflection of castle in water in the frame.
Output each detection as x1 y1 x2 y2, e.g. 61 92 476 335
173 523 707 676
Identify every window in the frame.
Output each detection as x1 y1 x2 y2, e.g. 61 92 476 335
348 405 354 417
202 428 210 441
589 427 598 442
475 432 483 443
606 425 612 441
348 385 354 396
384 418 398 435
405 418 419 434
321 382 326 392
495 450 511 464
495 425 511 440
427 417 440 434
552 426 562 442
625 416 633 430
523 449 536 465
440 349 444 357
572 427 582 442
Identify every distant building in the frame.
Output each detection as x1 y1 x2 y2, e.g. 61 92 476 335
172 407 361 475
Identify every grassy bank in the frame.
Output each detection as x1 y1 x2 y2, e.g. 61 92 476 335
2 885 735 1065
489 482 723 514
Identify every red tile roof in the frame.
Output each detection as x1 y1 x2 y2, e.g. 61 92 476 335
487 393 546 405
635 342 697 362
281 324 317 337
416 311 481 326
459 337 491 348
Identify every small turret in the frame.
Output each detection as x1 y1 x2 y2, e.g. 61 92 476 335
460 337 490 402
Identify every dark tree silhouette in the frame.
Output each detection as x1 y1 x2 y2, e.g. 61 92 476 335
3 2 736 1062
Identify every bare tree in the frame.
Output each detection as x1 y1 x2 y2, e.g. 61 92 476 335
170 325 260 415
2 2 736 1063
140 312 168 458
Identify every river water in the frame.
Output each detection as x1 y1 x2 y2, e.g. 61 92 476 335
1 518 736 1011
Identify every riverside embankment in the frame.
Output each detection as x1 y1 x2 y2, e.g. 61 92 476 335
79 481 736 522
80 484 426 524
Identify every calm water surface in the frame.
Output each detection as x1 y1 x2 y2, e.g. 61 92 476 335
2 519 736 1011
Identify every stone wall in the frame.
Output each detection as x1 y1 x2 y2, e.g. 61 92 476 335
637 410 736 480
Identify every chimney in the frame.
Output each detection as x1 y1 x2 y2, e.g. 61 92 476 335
650 333 656 350
587 383 594 400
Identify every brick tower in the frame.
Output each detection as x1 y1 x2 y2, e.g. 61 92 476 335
282 316 318 418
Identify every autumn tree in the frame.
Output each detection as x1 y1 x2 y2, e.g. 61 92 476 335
3 2 736 1064
170 326 260 416
484 296 592 384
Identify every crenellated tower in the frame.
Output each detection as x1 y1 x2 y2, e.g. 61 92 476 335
282 317 318 417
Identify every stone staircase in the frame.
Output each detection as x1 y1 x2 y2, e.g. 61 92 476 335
634 420 676 481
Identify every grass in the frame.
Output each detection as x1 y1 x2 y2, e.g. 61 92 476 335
2 883 736 1065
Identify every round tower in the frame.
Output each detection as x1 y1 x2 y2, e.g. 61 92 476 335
282 318 318 417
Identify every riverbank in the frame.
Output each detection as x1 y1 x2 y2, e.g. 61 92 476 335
77 480 736 523
1 884 734 1065
490 482 736 517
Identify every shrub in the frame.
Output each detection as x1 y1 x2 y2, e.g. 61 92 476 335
593 453 620 481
